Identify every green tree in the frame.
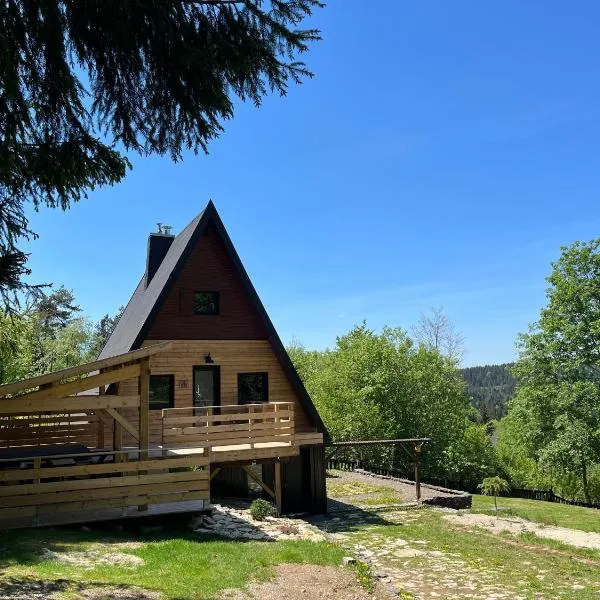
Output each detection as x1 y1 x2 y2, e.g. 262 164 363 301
508 238 600 502
478 476 510 514
289 323 470 476
1 0 322 305
91 306 124 357
441 422 498 490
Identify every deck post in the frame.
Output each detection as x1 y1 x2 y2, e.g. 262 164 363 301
97 385 105 449
139 357 150 460
414 443 421 502
274 461 282 516
138 357 150 511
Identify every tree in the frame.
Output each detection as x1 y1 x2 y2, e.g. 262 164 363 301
441 422 498 490
478 476 510 515
0 0 322 306
412 306 465 361
91 306 124 357
288 323 470 476
508 238 600 502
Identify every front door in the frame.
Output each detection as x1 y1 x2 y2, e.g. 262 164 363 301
193 366 220 410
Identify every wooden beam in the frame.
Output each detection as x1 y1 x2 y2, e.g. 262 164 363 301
0 395 141 415
105 408 140 441
0 342 172 397
242 465 275 500
11 364 141 404
210 467 222 481
274 461 282 515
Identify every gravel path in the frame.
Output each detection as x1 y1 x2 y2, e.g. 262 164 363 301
445 511 600 550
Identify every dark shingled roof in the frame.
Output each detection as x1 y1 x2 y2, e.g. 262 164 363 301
98 210 203 360
98 201 328 436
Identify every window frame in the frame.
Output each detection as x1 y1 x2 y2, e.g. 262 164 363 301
193 290 220 316
148 374 175 411
237 372 269 405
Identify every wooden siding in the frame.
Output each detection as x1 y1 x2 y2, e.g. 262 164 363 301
114 340 315 446
145 228 269 340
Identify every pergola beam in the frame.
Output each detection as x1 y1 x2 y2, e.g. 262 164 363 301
0 342 172 397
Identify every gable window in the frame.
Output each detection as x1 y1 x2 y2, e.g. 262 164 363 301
238 372 268 405
194 291 219 315
149 375 175 410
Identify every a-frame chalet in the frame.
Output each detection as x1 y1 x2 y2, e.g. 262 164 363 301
98 201 328 514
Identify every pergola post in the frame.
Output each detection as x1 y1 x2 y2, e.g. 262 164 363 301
414 443 422 502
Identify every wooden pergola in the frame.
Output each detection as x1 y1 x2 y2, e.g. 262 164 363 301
325 438 431 501
0 342 173 459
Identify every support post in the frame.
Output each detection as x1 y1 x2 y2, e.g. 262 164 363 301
274 461 282 516
97 385 105 449
414 443 422 502
139 358 150 460
138 357 150 511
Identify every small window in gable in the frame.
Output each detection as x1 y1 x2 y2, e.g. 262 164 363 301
194 291 219 315
238 372 269 405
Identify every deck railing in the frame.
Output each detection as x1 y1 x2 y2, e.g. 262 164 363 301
0 449 209 522
161 402 295 451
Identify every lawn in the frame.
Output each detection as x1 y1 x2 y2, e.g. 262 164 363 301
472 494 600 533
0 525 346 600
331 507 600 599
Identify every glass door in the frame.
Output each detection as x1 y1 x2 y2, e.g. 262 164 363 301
193 366 220 410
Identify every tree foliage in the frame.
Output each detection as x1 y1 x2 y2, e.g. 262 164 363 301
460 363 516 422
0 0 322 305
506 238 600 502
0 289 122 384
289 323 471 479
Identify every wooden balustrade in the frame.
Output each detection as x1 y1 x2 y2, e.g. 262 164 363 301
161 402 295 452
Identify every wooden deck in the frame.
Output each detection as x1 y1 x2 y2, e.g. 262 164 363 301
0 346 323 528
0 499 207 530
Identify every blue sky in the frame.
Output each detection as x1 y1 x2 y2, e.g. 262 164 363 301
23 1 600 367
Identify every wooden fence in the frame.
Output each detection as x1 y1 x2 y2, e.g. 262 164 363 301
0 450 209 521
0 412 101 449
162 402 295 450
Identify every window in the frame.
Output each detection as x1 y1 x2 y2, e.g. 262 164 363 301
194 291 219 315
238 372 268 404
149 375 175 410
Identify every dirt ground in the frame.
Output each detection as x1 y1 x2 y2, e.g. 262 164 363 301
444 511 600 550
220 564 390 600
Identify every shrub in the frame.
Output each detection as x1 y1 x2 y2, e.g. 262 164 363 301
250 498 275 521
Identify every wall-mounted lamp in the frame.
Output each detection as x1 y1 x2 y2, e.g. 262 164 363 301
205 353 214 364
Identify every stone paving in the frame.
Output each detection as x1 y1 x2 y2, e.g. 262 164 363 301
191 503 326 542
320 509 524 600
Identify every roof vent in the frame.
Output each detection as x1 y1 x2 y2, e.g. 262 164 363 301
146 224 175 286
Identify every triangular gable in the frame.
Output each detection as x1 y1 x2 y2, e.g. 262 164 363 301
99 201 328 437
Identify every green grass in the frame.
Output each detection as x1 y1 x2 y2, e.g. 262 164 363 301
326 478 395 497
357 493 405 506
0 526 346 600
472 494 600 533
339 508 600 599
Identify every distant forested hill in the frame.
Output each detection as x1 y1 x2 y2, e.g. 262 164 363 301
460 363 516 421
